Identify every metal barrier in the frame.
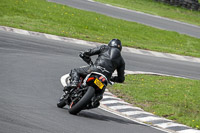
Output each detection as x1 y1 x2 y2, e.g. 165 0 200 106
155 0 200 11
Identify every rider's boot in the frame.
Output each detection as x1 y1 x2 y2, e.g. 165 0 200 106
63 84 75 92
92 101 100 108
63 81 78 92
84 94 103 109
91 94 103 108
63 72 79 92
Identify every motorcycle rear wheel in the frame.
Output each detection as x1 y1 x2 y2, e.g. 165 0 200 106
69 86 95 115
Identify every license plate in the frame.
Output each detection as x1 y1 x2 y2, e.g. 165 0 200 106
94 78 104 89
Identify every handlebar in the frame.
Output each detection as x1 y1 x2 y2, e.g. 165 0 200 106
79 52 93 66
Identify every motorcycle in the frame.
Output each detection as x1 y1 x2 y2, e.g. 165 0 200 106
57 53 111 115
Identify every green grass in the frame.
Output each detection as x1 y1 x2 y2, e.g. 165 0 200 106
0 0 200 57
109 74 200 129
95 0 200 26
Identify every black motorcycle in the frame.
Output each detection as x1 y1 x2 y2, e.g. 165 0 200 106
57 53 110 115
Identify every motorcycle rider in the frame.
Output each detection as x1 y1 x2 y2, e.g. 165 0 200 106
64 39 125 108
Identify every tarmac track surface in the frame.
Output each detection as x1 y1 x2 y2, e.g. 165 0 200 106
0 31 172 133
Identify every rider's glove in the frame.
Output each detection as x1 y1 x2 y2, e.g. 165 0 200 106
79 51 85 58
79 51 92 65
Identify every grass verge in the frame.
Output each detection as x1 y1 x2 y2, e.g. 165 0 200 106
108 74 200 129
94 0 200 26
0 0 200 57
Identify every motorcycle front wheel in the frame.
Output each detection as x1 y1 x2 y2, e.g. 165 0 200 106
68 86 95 115
57 93 67 108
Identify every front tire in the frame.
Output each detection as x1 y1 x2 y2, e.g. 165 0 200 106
57 93 67 108
57 100 66 108
69 86 95 115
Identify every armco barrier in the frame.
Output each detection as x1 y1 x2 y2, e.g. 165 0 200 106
155 0 200 11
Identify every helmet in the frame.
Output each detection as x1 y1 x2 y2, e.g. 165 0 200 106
108 39 122 51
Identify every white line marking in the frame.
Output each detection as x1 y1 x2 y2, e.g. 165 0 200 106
87 0 94 2
193 58 200 63
74 40 92 45
155 122 188 129
100 100 128 104
124 70 189 79
121 111 153 116
13 29 30 35
137 116 164 122
62 38 94 47
102 95 121 100
123 47 144 55
177 129 200 133
151 51 173 59
44 34 62 41
104 91 114 95
109 105 143 111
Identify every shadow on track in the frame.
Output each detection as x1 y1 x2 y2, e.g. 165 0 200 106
58 105 145 126
78 110 145 126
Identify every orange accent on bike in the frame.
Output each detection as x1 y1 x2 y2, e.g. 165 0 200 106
99 76 106 82
70 102 74 108
87 77 95 82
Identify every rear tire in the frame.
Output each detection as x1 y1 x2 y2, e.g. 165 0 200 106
69 86 95 115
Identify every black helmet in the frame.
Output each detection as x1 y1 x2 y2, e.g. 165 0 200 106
108 39 122 51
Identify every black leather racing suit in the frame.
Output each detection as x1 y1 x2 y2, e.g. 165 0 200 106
68 45 125 108
69 45 125 85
